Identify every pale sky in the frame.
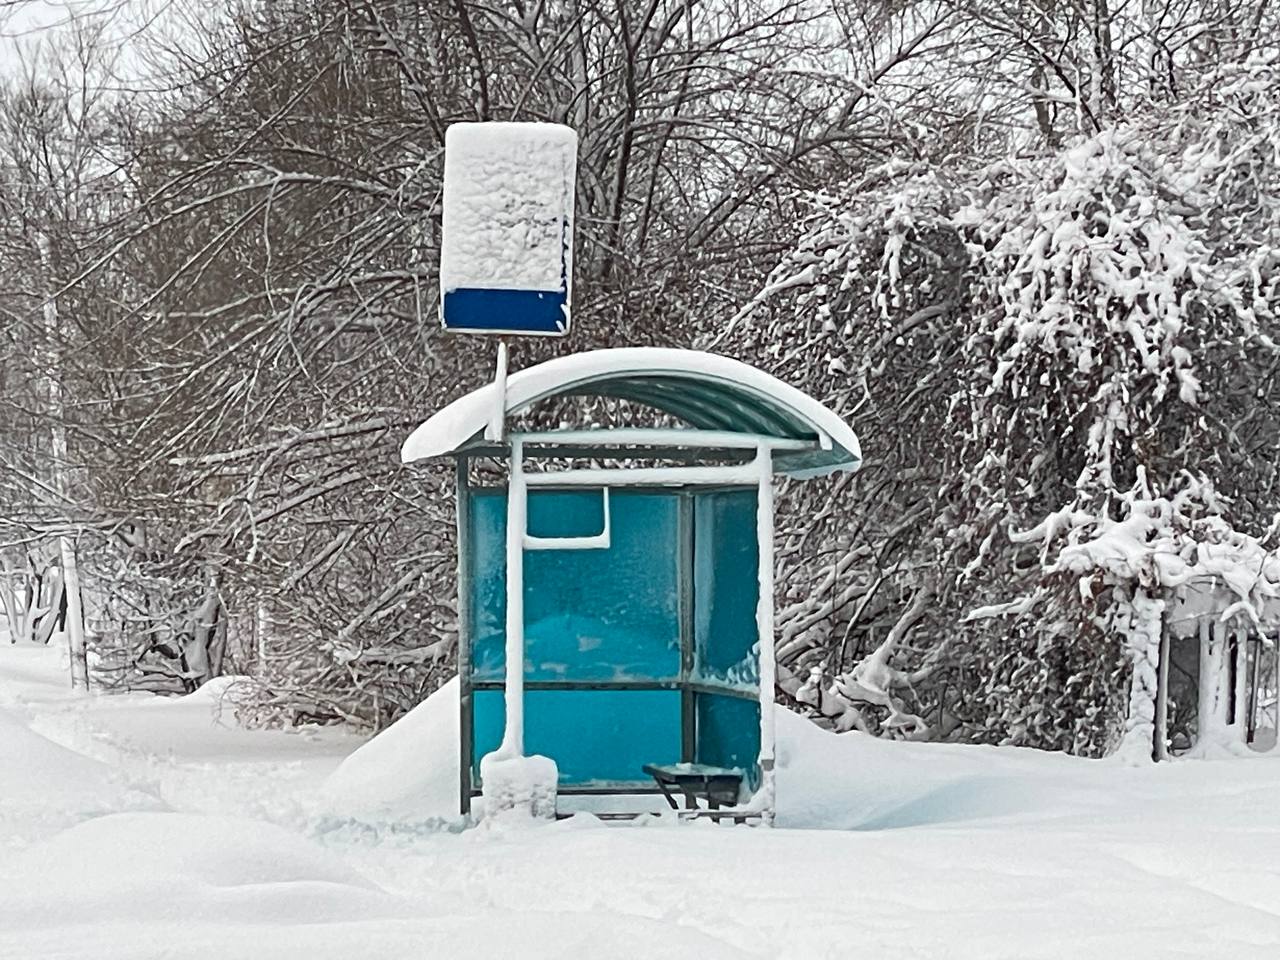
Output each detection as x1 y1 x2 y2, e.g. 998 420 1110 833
0 0 184 84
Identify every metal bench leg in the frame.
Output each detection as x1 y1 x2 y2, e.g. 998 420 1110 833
654 781 680 810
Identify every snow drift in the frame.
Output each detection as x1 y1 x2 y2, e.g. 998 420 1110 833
319 676 1108 829
318 676 461 823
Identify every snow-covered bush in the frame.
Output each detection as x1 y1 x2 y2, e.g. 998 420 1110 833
741 57 1280 756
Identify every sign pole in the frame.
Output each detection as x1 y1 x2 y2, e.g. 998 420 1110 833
486 339 509 443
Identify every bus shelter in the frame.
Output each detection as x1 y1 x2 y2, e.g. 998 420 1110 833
401 348 861 821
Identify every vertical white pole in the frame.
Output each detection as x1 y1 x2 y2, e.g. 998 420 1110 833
486 341 509 443
1234 631 1250 735
1272 630 1280 752
1154 630 1170 760
1273 630 1280 751
1197 617 1213 746
755 443 776 824
501 434 526 758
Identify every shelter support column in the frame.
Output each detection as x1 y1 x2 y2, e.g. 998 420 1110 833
501 435 526 757
755 444 776 824
457 458 474 815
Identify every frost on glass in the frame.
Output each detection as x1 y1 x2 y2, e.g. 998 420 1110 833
693 489 760 691
695 692 761 789
467 489 508 680
468 489 680 681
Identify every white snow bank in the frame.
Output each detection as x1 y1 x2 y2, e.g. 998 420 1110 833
14 811 374 889
0 812 396 933
0 639 77 707
318 676 1110 830
772 707 1106 829
0 706 114 802
318 677 461 823
173 673 255 705
0 706 150 839
8 647 1280 959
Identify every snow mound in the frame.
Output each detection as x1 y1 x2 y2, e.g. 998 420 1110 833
0 706 149 837
0 812 395 933
174 674 255 706
773 708 1102 830
318 676 1110 830
317 677 460 823
0 707 116 802
480 752 558 821
23 811 372 888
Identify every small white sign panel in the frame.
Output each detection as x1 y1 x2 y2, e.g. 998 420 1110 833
441 122 577 336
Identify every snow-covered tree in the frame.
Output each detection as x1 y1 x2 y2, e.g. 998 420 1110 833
736 54 1280 755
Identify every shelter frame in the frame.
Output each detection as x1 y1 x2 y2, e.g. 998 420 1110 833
402 348 863 822
454 429 780 820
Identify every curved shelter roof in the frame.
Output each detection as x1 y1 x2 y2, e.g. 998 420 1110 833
401 347 862 477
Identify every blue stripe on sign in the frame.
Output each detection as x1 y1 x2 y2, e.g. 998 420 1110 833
442 287 569 335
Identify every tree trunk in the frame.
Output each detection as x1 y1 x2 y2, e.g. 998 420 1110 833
1198 619 1236 749
37 231 88 689
61 537 88 690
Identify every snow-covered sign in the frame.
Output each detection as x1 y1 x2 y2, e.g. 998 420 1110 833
440 122 577 336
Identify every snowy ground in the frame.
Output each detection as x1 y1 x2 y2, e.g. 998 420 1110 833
3 641 1280 959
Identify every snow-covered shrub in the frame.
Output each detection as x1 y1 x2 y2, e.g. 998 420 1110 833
736 57 1280 756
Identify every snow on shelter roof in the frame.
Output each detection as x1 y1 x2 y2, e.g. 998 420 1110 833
401 348 862 478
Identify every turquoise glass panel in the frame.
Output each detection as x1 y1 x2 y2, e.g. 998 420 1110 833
693 489 760 690
472 689 682 785
527 489 605 538
468 489 508 681
695 691 761 790
467 489 680 681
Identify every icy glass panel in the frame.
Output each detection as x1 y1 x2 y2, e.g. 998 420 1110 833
472 689 682 786
693 489 759 691
466 489 681 681
695 692 761 789
526 489 605 538
468 489 508 681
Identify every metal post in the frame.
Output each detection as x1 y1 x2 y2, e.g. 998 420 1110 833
1247 634 1262 745
486 340 509 443
679 492 696 764
754 443 776 824
456 457 474 814
500 434 526 757
1198 618 1214 746
1154 629 1170 760
1273 629 1280 751
1234 630 1250 731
